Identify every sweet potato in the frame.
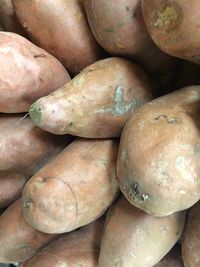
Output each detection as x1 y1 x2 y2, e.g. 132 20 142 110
0 114 71 175
84 0 177 85
0 171 28 208
98 196 185 267
22 138 119 234
12 0 105 76
117 85 200 216
0 199 57 263
0 32 70 113
155 246 184 267
0 0 26 36
29 57 153 138
19 217 105 267
182 201 200 267
142 0 200 64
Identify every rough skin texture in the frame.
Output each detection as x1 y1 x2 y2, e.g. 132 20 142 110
98 196 185 267
19 217 105 267
0 114 71 175
0 32 70 113
117 86 200 216
182 201 200 267
22 138 119 234
142 0 200 64
0 199 57 263
29 57 154 138
0 0 26 35
0 171 28 208
12 0 105 75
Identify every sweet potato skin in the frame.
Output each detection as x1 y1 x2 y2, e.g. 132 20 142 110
0 171 28 208
0 0 26 35
117 86 200 216
29 57 153 138
0 114 70 175
142 0 200 64
0 199 57 263
0 32 70 113
19 217 105 267
12 0 105 75
22 138 119 234
84 0 176 78
98 196 185 267
182 202 200 267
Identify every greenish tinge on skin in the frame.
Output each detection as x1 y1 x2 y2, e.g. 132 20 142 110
98 86 140 115
105 20 126 33
29 103 42 126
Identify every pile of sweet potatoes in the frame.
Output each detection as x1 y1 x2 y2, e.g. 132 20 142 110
1 1 200 266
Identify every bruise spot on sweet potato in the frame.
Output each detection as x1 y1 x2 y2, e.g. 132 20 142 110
128 183 149 202
97 86 142 115
23 198 34 210
154 114 178 124
150 3 181 30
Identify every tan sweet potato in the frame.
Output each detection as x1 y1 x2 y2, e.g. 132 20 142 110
0 32 70 113
84 0 177 81
12 0 105 76
29 57 154 138
142 0 200 64
0 114 71 175
155 246 184 267
0 171 28 208
0 0 26 35
117 85 200 216
98 196 185 267
182 201 200 267
22 138 119 234
0 198 57 263
19 217 105 267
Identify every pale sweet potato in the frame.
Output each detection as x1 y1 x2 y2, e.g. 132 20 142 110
29 57 153 138
0 0 26 35
19 217 105 267
98 196 185 267
12 0 105 75
0 198 57 263
0 171 28 208
142 0 200 64
22 138 119 233
182 201 200 267
117 85 200 216
0 32 70 113
0 114 71 175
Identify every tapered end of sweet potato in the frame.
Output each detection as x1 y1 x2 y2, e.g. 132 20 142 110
29 103 42 126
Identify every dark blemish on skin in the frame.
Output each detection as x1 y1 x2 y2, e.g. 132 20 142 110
23 198 34 209
34 54 47 58
126 6 130 12
154 114 178 124
68 122 73 127
128 183 149 202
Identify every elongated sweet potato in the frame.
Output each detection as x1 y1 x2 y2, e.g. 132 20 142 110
117 85 200 216
0 199 57 263
98 196 185 267
84 0 176 81
0 0 26 35
0 171 28 208
142 0 200 64
182 201 200 267
0 114 71 175
155 246 184 267
22 138 119 234
0 32 70 113
19 217 105 267
29 57 153 138
12 0 105 76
